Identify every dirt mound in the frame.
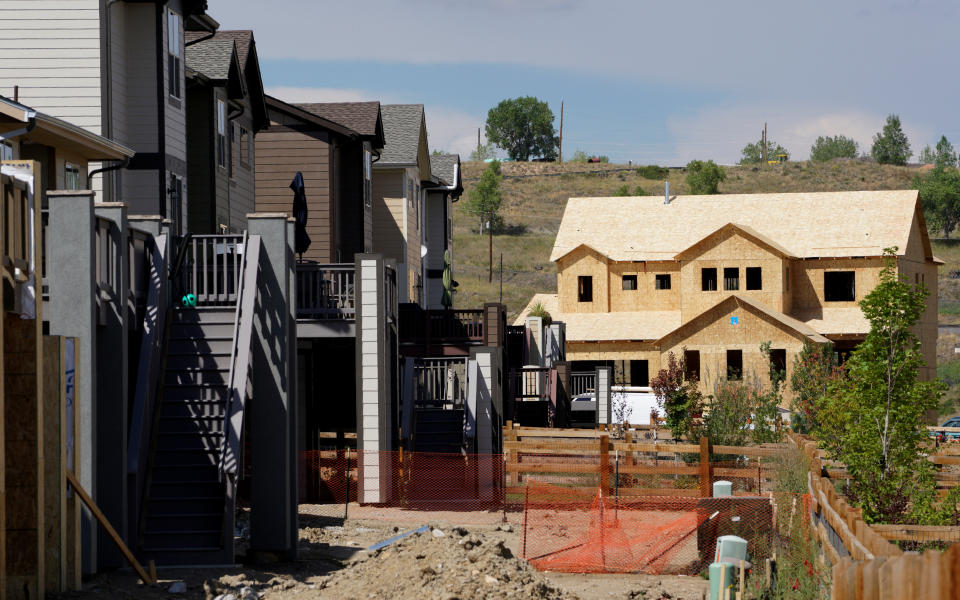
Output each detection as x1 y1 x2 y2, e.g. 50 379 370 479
287 525 577 600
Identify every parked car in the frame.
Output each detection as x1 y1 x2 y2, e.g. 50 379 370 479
931 416 960 442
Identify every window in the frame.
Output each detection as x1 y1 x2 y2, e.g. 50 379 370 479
167 10 182 99
724 267 739 291
726 349 743 381
622 274 637 290
64 164 81 190
629 360 649 387
769 349 787 379
824 271 855 301
363 149 372 208
577 275 593 302
701 268 717 291
746 267 762 290
655 274 671 290
0 141 12 161
216 99 226 168
683 350 700 381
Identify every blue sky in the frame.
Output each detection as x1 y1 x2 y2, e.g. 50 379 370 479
210 0 960 165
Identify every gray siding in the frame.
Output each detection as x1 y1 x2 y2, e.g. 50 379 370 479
228 105 256 232
162 5 186 167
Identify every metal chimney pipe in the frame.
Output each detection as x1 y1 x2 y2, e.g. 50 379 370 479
664 180 670 204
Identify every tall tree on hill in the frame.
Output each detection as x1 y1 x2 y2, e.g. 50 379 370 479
463 160 503 233
485 97 558 161
739 138 789 165
809 135 859 161
934 135 957 168
916 162 960 237
871 115 912 165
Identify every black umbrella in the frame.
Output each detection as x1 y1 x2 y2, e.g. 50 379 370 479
290 171 311 260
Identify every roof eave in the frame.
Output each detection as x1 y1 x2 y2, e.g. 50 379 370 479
35 113 135 160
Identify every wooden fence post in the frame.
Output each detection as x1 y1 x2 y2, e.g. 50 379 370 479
700 436 712 497
600 435 610 496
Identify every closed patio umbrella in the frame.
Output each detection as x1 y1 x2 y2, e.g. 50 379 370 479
290 171 311 260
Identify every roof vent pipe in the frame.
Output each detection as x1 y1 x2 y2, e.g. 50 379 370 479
664 180 670 204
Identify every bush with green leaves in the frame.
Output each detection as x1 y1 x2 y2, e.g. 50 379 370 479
871 114 911 165
739 138 789 165
809 135 859 161
568 149 589 163
915 161 960 237
650 352 705 440
685 159 726 194
528 301 552 326
789 340 839 434
613 184 630 196
469 142 495 162
636 164 669 179
632 185 648 196
485 97 558 161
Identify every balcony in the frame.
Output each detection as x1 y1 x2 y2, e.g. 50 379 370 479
296 263 355 320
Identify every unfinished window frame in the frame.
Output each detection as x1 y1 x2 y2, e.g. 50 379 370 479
726 349 743 381
577 275 593 303
769 348 787 379
824 270 855 302
683 350 701 382
655 274 671 290
621 274 637 291
723 267 739 291
701 268 717 291
746 266 762 290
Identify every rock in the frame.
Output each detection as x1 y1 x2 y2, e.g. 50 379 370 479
484 575 499 586
203 580 217 600
441 594 461 600
452 527 469 536
167 582 187 594
432 528 446 538
498 523 513 532
420 565 436 577
213 595 236 600
239 586 259 600
492 540 513 558
467 549 482 563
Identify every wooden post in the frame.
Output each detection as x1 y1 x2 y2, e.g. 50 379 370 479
739 559 745 599
700 436 712 497
600 435 610 496
719 566 728 600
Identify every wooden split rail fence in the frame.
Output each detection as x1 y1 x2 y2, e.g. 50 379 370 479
503 424 790 499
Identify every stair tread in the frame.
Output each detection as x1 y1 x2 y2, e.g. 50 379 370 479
148 495 223 501
149 513 223 518
141 546 223 553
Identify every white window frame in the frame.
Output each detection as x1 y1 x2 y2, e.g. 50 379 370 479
64 163 81 190
216 99 227 169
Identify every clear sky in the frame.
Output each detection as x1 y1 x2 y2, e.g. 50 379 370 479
209 0 959 165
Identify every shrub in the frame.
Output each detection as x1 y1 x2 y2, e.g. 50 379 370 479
568 150 589 163
613 184 630 196
528 301 552 326
871 114 911 165
810 135 859 161
636 164 669 179
632 185 648 196
685 159 726 194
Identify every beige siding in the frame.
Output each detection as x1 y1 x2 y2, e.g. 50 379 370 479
255 128 333 262
405 167 421 303
0 1 102 132
371 169 405 264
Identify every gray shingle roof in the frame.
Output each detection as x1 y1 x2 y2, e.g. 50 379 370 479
378 104 425 166
429 154 459 187
185 38 235 81
295 102 381 137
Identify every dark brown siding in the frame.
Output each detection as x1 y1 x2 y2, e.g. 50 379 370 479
254 128 334 262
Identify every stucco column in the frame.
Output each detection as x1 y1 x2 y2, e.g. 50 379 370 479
247 214 296 559
45 190 98 573
596 366 612 426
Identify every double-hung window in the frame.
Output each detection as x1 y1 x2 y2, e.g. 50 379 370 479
167 10 182 100
64 164 81 190
216 100 227 169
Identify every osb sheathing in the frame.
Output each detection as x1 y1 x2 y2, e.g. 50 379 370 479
556 245 610 313
791 257 884 312
678 230 787 321
608 261 680 312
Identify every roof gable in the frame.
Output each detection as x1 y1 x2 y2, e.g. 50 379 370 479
378 104 431 178
674 222 796 260
295 102 384 146
551 191 922 263
656 295 830 347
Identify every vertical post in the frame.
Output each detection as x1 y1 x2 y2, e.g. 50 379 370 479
558 100 564 164
700 436 711 498
600 435 610 496
762 122 768 165
488 209 493 282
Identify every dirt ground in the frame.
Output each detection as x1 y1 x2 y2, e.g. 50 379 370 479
50 507 710 600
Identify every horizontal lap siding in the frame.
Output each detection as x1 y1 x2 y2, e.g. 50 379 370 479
0 2 102 137
372 171 405 263
255 128 333 262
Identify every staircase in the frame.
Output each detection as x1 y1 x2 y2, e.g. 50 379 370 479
139 308 236 565
412 408 464 454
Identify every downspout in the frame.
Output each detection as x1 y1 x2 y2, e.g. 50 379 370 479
0 112 37 143
88 157 131 188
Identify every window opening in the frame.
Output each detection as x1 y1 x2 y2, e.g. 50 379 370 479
724 267 739 291
701 268 717 291
824 271 855 301
577 275 593 302
726 349 743 381
655 274 671 290
622 274 637 290
746 266 762 290
683 350 700 381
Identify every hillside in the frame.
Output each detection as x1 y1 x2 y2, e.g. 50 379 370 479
451 159 926 321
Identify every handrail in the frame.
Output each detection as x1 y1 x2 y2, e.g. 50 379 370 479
219 234 260 479
168 232 193 282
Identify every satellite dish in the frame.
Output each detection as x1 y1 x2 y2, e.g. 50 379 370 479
421 244 428 258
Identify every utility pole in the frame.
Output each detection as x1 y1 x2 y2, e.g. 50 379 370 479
477 127 481 152
499 253 503 304
488 209 494 282
558 100 564 163
762 122 768 166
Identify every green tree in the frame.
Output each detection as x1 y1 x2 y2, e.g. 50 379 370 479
935 135 957 168
789 340 838 434
919 145 936 165
650 351 705 440
739 138 789 165
463 160 503 233
809 135 859 161
871 115 912 165
916 163 960 237
816 248 944 523
685 159 726 194
568 149 589 163
485 97 558 161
